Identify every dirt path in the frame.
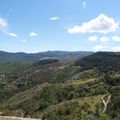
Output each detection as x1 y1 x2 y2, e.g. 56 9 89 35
101 94 111 113
0 116 41 120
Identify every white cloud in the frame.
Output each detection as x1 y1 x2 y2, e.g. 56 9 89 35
93 45 120 52
0 18 7 29
89 35 120 43
112 36 120 41
22 40 27 43
88 36 98 42
49 17 60 21
93 45 108 51
111 46 120 51
82 1 86 8
68 14 119 34
0 18 18 37
29 32 38 37
100 37 109 42
0 18 8 33
9 32 17 37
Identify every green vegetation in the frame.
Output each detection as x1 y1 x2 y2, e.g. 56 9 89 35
0 51 119 120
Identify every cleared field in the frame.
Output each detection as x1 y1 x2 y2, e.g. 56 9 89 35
46 95 103 113
71 78 96 85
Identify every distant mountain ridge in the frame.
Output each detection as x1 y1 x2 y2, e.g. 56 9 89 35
0 51 93 63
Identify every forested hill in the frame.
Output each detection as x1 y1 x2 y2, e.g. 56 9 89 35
75 52 120 72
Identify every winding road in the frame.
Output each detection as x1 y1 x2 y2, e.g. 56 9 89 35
0 116 41 120
101 94 111 113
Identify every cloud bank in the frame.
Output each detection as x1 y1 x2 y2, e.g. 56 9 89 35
68 14 119 34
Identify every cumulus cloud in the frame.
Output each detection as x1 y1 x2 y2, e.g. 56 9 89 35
93 45 120 52
93 45 108 51
9 32 17 37
89 36 120 43
112 36 120 41
49 17 60 21
68 14 119 34
29 32 38 37
88 36 98 42
0 18 8 33
100 37 109 42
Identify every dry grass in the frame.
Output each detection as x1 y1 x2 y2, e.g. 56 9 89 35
0 116 41 120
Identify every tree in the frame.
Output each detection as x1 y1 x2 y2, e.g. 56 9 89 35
99 114 110 120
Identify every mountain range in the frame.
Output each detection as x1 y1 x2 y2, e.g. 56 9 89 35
0 51 93 63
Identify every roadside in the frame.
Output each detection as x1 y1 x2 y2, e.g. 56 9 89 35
0 116 41 120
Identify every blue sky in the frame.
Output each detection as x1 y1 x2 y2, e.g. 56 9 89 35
0 0 120 53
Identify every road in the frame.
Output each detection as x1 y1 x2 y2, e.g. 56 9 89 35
0 116 41 120
101 94 111 113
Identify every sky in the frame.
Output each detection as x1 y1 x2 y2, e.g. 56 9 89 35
0 0 120 53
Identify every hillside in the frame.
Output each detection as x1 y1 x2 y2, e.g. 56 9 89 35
0 51 119 120
75 52 120 72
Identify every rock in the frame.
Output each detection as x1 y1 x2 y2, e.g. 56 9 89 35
0 112 4 116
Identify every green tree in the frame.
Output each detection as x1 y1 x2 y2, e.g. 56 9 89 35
81 111 89 120
99 114 110 120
